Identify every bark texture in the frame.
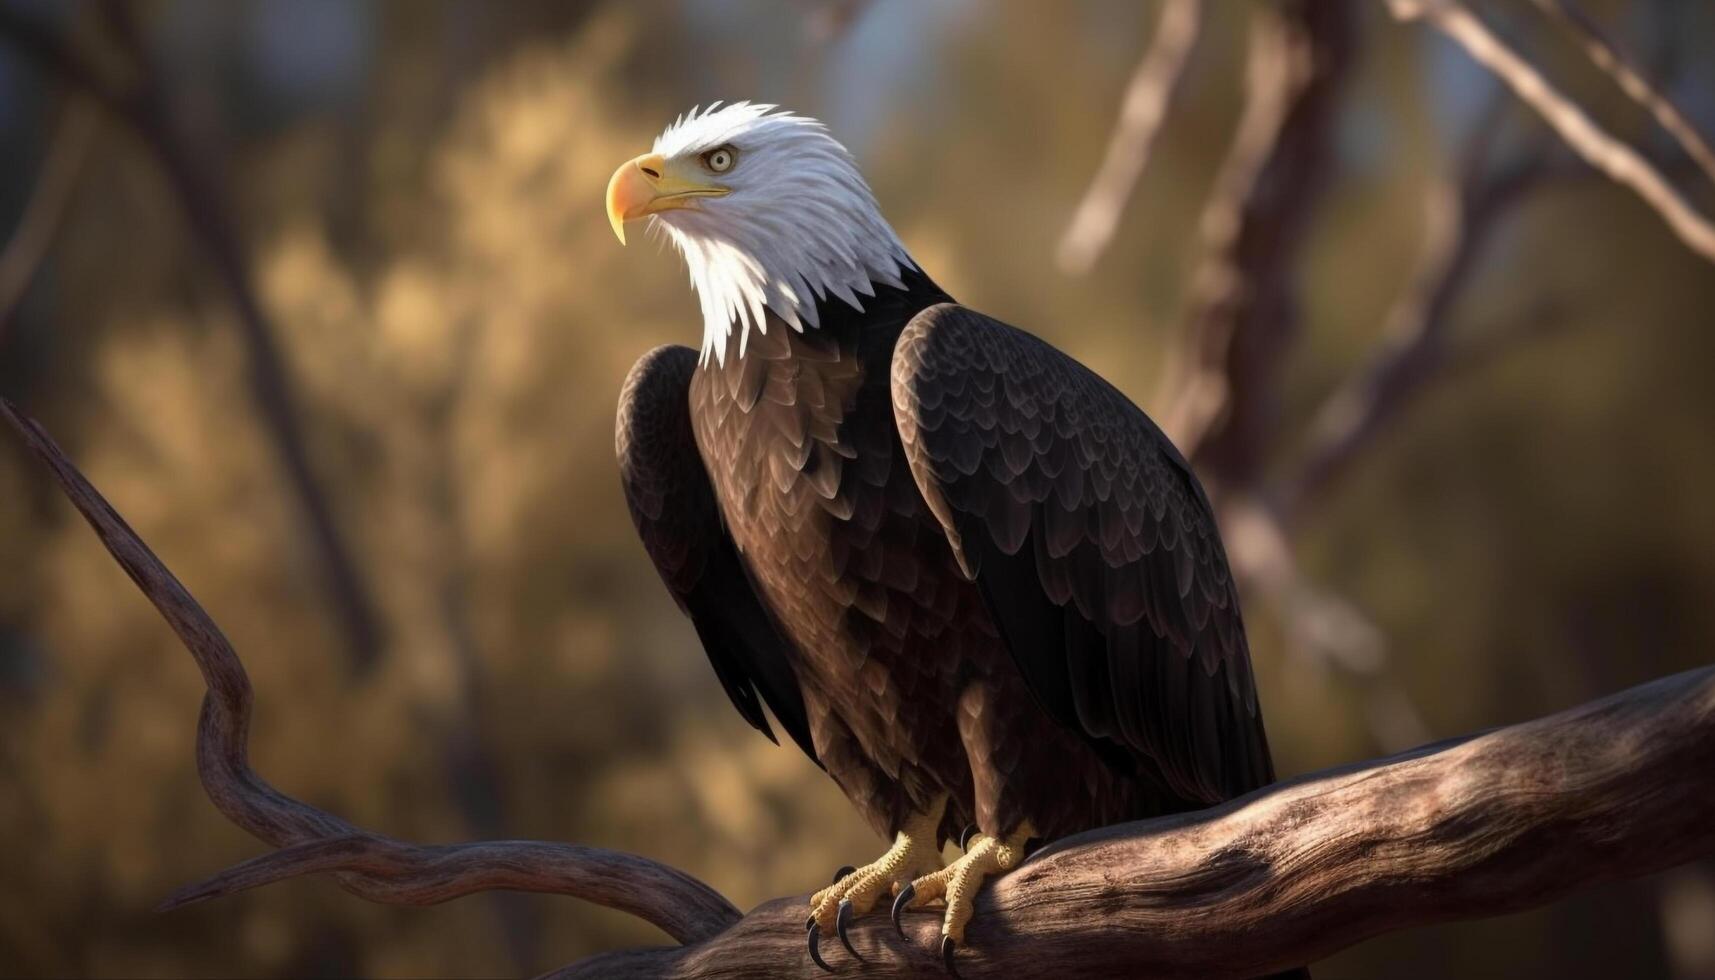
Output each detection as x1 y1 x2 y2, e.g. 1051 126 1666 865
562 665 1715 978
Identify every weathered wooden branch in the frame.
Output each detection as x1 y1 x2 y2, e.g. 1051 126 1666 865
0 2 385 668
1390 0 1715 264
559 666 1715 979
9 395 1714 977
1055 0 1203 276
0 399 737 947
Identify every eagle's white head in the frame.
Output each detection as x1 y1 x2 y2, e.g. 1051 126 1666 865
606 102 914 365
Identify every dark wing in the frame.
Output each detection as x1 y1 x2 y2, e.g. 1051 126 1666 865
891 305 1271 805
617 345 818 765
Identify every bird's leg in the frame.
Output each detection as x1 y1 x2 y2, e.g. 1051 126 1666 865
891 822 1035 970
807 799 946 967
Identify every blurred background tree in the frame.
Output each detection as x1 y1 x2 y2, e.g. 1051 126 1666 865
0 0 1711 976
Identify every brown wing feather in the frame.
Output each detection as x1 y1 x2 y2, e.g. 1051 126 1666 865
617 345 818 764
892 305 1272 804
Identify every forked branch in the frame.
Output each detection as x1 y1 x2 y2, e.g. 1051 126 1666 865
1528 0 1715 188
1280 100 1567 523
8 398 1713 978
0 399 737 947
1390 0 1715 263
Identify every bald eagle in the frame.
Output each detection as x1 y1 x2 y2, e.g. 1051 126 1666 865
608 103 1282 972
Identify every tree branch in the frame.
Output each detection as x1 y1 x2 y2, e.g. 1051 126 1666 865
1161 0 1354 484
9 397 1712 977
1055 0 1203 276
560 666 1715 979
1390 0 1715 264
1279 107 1563 523
1528 0 1715 189
1139 0 1419 753
0 398 739 947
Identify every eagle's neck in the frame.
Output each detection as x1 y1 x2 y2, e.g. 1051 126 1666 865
652 209 914 368
700 265 951 371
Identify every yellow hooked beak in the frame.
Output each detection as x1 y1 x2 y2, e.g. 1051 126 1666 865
606 152 730 244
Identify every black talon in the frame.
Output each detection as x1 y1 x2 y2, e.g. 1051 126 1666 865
941 935 960 975
890 881 916 938
835 899 863 961
833 864 856 884
806 914 815 931
1021 834 1060 866
808 922 833 972
958 824 977 850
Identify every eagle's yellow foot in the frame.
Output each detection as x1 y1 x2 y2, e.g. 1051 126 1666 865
890 823 1035 973
806 804 946 970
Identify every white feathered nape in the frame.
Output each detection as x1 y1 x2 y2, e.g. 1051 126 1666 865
646 103 915 366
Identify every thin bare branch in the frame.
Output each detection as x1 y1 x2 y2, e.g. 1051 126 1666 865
1280 139 1559 522
1529 0 1715 188
0 399 740 947
557 666 1715 978
1055 0 1203 276
1161 0 1354 482
0 99 97 342
155 831 732 943
1145 0 1411 753
1391 0 1715 263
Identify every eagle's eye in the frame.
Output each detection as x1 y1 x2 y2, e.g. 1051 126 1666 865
703 146 736 174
